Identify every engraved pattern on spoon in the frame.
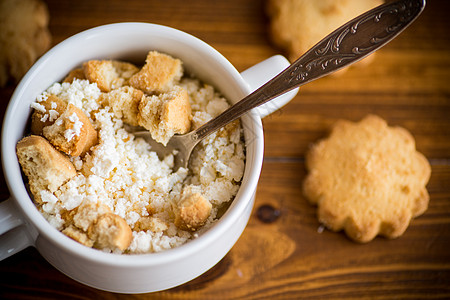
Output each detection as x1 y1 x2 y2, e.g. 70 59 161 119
287 0 424 85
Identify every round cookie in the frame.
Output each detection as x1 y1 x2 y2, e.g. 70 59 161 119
266 0 383 65
303 115 431 243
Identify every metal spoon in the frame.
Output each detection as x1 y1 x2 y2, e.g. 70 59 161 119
130 0 425 170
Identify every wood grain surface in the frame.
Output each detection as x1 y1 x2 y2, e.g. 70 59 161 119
1 0 449 299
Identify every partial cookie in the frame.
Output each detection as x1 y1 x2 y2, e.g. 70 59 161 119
266 0 383 65
0 0 51 86
63 68 85 83
303 115 431 243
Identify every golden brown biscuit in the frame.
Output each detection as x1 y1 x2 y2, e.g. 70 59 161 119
138 86 191 145
68 201 112 232
303 115 431 243
102 86 144 126
129 51 183 94
62 225 94 247
16 135 77 203
43 104 98 156
266 0 383 64
88 213 133 251
133 216 168 232
175 191 212 231
82 60 139 92
0 0 51 86
62 68 85 83
82 60 117 92
31 94 68 135
111 60 140 85
60 201 132 250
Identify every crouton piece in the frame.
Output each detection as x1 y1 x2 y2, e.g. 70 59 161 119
162 87 192 133
82 60 139 92
31 94 67 135
65 200 112 232
16 135 77 203
138 86 191 145
102 86 144 126
0 0 51 87
175 191 212 231
266 0 383 64
88 213 133 251
62 225 94 247
133 216 168 232
107 61 140 90
59 201 113 248
63 68 85 83
112 60 139 85
129 51 183 94
43 104 98 156
83 60 117 92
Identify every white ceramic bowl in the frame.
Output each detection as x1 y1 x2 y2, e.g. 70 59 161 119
0 23 297 293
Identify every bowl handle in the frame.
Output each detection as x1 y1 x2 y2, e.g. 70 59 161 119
240 55 299 119
0 199 36 260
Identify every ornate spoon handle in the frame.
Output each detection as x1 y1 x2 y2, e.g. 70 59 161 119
193 0 425 141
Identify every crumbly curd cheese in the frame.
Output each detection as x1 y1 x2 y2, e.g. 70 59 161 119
34 76 245 254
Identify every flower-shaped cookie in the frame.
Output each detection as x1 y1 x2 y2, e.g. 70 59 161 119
303 115 431 243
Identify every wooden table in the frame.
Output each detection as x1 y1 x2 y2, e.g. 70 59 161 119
1 0 449 299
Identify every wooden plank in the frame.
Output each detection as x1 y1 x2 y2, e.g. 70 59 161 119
0 0 449 298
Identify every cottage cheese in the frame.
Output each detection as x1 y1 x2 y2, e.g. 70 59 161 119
34 74 245 254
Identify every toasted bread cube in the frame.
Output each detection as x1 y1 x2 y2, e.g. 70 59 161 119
109 61 140 90
138 86 191 145
83 60 117 92
129 51 183 94
162 87 192 133
175 191 212 231
102 86 144 126
16 135 77 203
31 94 67 135
112 61 140 82
62 225 94 247
133 216 168 232
63 68 85 83
88 213 133 251
83 60 139 92
43 104 98 156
